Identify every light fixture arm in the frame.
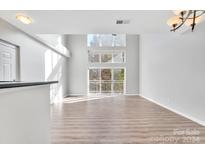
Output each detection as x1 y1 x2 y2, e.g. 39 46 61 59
192 10 197 31
169 10 205 32
170 10 192 32
185 10 205 19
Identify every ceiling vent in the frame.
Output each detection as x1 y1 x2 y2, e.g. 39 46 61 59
116 20 130 24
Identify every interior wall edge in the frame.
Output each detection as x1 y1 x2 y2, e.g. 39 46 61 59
0 18 69 58
138 34 142 94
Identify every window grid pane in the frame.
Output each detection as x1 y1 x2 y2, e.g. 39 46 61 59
101 69 112 80
89 81 100 92
101 54 112 63
113 81 124 93
101 81 112 93
113 69 124 80
89 69 100 80
89 53 100 63
113 53 124 63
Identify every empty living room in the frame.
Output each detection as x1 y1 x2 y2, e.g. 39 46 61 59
0 0 205 153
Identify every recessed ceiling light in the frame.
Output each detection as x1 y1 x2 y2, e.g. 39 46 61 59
16 14 32 24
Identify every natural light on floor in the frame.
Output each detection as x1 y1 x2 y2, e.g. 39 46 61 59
63 95 118 103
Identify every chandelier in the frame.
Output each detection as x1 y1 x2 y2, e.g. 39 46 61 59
167 10 205 32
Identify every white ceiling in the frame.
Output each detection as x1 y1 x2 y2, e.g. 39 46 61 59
0 10 176 34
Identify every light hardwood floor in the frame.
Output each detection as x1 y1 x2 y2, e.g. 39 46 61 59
51 96 205 144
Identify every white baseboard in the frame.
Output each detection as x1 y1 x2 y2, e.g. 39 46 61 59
65 94 87 97
65 94 140 97
124 93 139 96
63 93 70 98
140 95 205 127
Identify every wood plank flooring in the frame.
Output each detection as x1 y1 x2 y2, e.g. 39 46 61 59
51 96 205 144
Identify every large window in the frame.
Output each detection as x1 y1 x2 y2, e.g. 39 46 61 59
89 68 124 94
88 34 126 95
87 34 126 47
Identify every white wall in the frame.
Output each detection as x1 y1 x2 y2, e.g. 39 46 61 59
37 34 70 57
126 35 139 94
66 35 88 95
37 34 66 47
0 18 68 102
0 85 50 143
66 34 139 95
140 31 205 125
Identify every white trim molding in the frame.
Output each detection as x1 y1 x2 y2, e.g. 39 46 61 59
65 94 87 97
140 95 205 127
124 93 139 96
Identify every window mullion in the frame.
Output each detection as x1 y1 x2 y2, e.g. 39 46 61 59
100 68 101 94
